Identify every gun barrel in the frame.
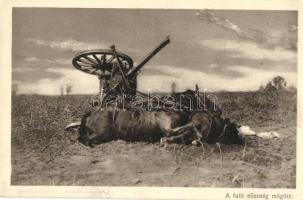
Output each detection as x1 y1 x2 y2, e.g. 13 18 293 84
127 36 170 78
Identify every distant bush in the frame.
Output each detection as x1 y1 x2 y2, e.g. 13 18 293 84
260 76 288 92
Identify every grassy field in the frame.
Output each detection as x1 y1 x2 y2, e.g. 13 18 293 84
11 90 296 187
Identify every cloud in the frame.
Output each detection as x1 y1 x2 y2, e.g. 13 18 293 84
201 39 297 62
24 56 71 65
196 10 297 50
45 58 71 65
12 67 36 72
25 39 109 52
138 65 296 92
24 57 39 62
209 64 219 69
196 10 242 35
17 68 99 95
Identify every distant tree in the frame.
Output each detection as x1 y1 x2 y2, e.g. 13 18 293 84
12 84 18 96
264 76 287 91
171 82 176 93
60 85 64 96
258 85 264 91
66 84 72 95
272 76 287 89
288 86 297 92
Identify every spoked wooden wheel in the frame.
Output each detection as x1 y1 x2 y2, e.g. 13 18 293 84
72 50 133 76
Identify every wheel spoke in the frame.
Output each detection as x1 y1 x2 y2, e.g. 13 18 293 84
83 55 98 65
80 65 94 69
81 68 93 73
91 68 100 74
93 68 101 72
100 55 106 64
92 54 102 65
78 65 95 71
77 64 93 70
78 59 94 66
106 56 114 63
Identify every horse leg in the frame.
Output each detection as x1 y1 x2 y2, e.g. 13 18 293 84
160 111 213 145
165 122 194 137
161 130 193 144
162 118 207 143
160 122 196 145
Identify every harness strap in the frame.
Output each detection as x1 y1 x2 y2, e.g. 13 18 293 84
217 123 227 142
126 111 138 135
204 113 227 143
206 116 213 139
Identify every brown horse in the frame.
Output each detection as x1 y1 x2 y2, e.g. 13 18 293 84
68 108 243 147
65 88 243 147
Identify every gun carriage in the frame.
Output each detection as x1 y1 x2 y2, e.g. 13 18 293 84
72 36 170 105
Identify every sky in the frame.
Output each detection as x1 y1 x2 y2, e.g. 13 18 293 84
12 8 297 95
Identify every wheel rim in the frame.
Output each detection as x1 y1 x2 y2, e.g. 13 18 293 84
72 50 133 76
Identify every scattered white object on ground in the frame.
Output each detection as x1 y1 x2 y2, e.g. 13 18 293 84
238 126 256 136
238 126 281 139
256 131 281 139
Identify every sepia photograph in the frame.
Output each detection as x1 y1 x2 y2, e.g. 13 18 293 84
0 0 302 199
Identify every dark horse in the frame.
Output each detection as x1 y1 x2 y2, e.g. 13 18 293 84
66 89 244 147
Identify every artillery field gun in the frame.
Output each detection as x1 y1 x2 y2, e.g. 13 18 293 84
71 36 221 114
72 36 170 105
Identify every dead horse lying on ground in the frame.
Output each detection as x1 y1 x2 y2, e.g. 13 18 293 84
67 108 244 147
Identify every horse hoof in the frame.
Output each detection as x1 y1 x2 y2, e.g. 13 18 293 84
160 138 167 147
